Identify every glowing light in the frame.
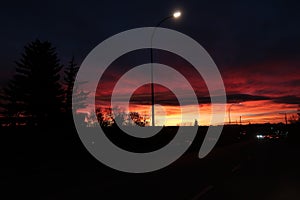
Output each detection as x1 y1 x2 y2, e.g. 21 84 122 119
173 11 181 18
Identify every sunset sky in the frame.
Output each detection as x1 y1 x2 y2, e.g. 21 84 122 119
1 0 300 125
91 49 300 126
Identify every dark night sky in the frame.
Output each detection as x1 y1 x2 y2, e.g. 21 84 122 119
1 0 300 117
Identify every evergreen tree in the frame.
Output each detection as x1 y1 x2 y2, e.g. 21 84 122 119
64 56 89 117
0 81 25 126
64 56 79 113
1 40 64 127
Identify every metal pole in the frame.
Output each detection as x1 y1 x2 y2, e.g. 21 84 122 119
228 104 233 124
285 113 287 125
150 16 172 126
228 103 241 124
150 48 155 126
279 112 288 125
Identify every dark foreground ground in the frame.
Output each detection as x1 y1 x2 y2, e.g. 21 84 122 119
200 139 300 200
1 124 299 199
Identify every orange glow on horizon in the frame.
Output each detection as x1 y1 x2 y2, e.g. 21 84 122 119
82 58 300 126
77 100 299 126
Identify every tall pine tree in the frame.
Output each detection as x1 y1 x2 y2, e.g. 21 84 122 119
1 40 64 127
64 56 79 113
63 56 89 123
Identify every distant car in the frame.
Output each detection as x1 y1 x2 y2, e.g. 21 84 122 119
256 126 288 140
256 133 280 140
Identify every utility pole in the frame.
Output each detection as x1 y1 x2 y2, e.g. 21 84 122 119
284 113 287 125
279 112 288 125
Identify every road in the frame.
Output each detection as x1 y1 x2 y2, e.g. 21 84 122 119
197 139 300 200
2 134 300 199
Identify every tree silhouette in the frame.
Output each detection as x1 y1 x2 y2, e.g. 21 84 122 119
111 107 127 127
298 104 300 120
64 56 79 113
1 40 64 127
0 81 25 126
129 112 148 127
194 119 199 126
94 107 149 127
288 105 300 125
64 56 89 118
96 107 114 127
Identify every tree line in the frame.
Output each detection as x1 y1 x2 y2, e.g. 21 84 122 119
0 39 151 128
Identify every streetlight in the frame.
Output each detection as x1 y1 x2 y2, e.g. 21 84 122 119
150 11 181 126
228 102 242 124
173 11 181 18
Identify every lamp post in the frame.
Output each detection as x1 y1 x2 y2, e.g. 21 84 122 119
150 11 181 126
228 102 242 124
